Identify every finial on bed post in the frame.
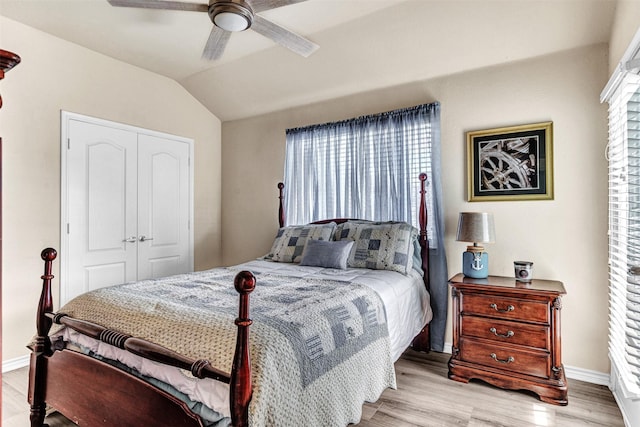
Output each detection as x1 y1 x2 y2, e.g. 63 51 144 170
37 248 56 339
30 247 57 427
230 271 256 427
277 182 285 228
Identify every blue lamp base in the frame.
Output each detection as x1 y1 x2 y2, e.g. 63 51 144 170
462 251 489 279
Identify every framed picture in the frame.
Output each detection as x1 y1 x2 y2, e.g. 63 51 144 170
466 122 553 202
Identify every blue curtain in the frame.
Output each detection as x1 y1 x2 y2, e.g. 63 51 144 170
284 102 448 351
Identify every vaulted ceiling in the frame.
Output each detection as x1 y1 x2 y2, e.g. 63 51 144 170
0 0 617 121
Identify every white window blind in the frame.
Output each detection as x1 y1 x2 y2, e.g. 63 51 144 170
607 71 640 396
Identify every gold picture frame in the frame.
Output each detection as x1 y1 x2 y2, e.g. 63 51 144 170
466 122 553 202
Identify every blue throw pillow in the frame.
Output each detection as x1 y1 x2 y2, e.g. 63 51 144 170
299 239 355 269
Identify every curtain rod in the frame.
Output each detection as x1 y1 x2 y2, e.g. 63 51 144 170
286 101 439 135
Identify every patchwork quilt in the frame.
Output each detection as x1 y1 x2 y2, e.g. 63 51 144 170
52 264 396 426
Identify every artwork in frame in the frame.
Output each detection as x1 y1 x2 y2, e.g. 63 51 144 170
466 122 553 202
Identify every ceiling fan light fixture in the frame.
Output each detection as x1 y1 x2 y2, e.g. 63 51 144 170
209 1 253 32
214 11 250 32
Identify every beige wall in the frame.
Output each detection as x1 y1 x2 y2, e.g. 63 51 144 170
221 44 611 373
0 16 222 361
608 0 640 74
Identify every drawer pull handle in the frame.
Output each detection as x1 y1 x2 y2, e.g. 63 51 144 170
489 327 514 338
490 303 514 313
490 353 515 364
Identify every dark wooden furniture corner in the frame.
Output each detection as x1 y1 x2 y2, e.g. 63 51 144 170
448 273 568 405
1 48 21 423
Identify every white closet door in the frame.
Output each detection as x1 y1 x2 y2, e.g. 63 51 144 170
66 119 138 302
62 113 193 304
137 134 191 280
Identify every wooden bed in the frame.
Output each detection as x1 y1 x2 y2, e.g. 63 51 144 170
28 174 431 427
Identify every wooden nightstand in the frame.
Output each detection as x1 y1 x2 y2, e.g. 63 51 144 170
448 273 568 405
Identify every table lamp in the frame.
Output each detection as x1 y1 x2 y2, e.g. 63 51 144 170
456 212 496 279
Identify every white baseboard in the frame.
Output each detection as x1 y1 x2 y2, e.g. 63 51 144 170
565 364 610 386
2 354 30 373
439 342 610 385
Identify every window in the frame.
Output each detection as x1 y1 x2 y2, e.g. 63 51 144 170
606 69 640 396
283 103 440 247
283 102 449 352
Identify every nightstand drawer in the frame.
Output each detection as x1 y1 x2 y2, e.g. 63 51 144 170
461 316 549 349
462 293 549 323
459 338 550 378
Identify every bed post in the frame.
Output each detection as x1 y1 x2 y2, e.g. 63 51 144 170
28 248 57 427
411 173 431 352
230 271 256 427
277 182 285 228
418 172 430 288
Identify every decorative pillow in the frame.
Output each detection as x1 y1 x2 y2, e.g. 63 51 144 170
267 223 336 263
412 237 425 276
299 239 355 269
334 220 418 274
333 219 374 239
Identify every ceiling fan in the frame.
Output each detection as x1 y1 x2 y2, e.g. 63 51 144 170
107 0 319 61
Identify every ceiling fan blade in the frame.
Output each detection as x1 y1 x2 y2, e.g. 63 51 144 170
250 0 308 14
108 0 208 12
202 26 231 61
251 15 318 58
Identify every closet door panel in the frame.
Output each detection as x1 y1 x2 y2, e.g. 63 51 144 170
65 119 138 303
137 134 191 280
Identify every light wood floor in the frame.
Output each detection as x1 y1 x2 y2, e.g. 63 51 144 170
3 350 625 426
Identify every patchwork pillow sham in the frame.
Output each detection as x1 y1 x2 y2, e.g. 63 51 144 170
333 220 418 274
299 239 355 269
267 222 336 263
411 237 425 277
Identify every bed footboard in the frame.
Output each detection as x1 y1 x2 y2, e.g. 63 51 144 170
29 248 255 427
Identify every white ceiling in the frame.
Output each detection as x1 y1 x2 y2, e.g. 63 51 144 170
0 0 617 121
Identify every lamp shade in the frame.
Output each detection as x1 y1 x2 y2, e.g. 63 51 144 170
456 212 496 243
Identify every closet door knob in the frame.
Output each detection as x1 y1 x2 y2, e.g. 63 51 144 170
122 236 137 243
139 235 154 242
